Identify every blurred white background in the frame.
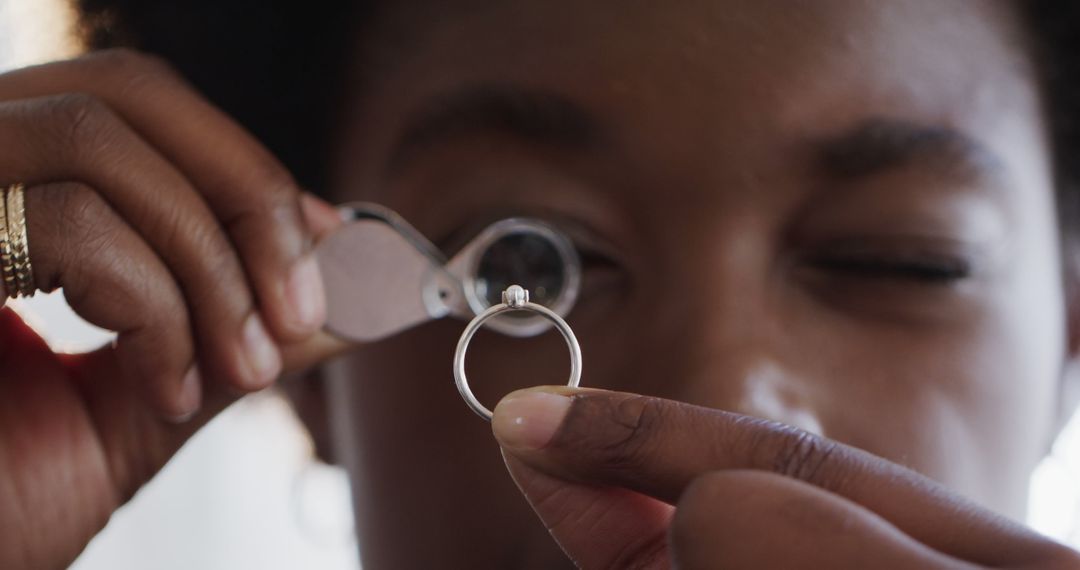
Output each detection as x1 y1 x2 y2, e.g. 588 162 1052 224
11 293 360 570
1 1 1078 568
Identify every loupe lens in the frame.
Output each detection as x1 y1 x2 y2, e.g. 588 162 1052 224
455 218 581 337
475 232 566 312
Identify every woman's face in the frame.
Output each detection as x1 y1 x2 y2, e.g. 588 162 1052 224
322 0 1071 567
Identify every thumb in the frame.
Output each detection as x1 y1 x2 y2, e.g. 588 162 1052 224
495 390 674 570
299 191 343 241
280 192 348 370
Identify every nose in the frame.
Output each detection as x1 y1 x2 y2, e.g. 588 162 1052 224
612 231 826 435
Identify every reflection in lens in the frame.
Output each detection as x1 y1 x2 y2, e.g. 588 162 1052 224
475 232 566 315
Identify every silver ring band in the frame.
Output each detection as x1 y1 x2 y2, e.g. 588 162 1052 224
454 285 582 421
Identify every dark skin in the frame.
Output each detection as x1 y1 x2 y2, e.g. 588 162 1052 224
322 0 1080 567
0 0 1079 568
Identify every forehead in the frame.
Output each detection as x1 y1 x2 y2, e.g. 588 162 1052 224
359 1 1032 111
341 0 1047 209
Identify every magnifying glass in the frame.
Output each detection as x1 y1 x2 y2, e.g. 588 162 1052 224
314 202 581 342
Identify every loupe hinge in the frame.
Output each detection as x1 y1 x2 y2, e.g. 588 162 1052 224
422 267 471 320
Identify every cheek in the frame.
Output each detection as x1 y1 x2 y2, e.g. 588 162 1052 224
931 306 1061 517
961 191 1069 509
817 275 1065 517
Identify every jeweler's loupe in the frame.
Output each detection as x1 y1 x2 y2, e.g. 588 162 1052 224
314 202 581 342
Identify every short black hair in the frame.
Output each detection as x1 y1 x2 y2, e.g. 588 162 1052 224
72 0 1079 236
1027 1 1080 245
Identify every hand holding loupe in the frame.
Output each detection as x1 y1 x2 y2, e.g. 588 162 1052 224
314 203 584 418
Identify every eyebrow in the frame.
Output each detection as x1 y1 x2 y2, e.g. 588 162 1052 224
386 91 1006 192
386 85 601 175
818 119 1006 186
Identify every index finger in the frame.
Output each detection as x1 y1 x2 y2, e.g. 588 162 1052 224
491 387 1063 567
0 49 320 340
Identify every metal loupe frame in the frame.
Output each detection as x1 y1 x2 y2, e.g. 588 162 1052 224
456 218 582 338
336 202 449 265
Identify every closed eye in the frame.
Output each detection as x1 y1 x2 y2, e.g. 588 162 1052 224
808 254 972 284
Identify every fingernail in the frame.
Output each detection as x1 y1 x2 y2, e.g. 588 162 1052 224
242 313 281 389
286 254 326 331
169 365 201 423
492 390 572 450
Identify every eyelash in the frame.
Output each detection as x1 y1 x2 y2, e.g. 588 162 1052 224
576 245 619 269
808 254 972 284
